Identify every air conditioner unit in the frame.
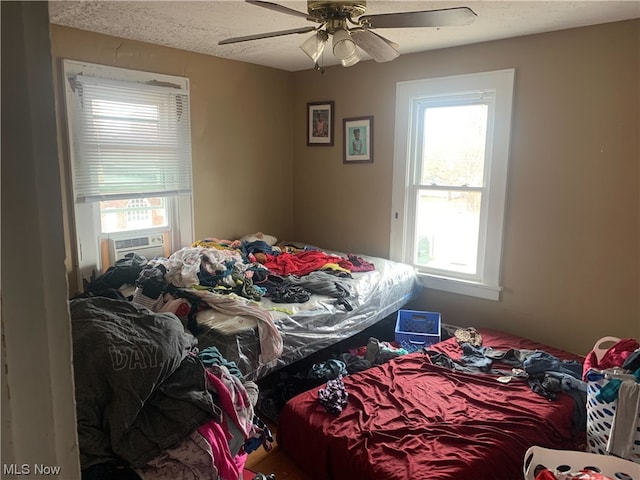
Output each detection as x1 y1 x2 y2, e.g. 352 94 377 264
107 234 166 265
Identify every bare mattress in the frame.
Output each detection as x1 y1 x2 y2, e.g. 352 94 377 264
194 251 420 381
82 240 420 382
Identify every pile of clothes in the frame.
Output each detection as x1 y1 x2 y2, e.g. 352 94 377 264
534 468 624 480
71 296 273 480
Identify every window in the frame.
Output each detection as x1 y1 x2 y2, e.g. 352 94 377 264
125 199 151 227
391 69 515 300
63 60 194 288
114 197 165 232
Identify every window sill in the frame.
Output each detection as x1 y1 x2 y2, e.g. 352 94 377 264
417 273 502 301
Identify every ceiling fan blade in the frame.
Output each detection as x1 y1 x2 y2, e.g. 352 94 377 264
219 26 316 45
360 7 477 29
370 30 399 49
350 30 399 62
246 0 313 21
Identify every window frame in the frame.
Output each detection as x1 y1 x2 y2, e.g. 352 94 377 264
390 69 515 301
62 60 194 289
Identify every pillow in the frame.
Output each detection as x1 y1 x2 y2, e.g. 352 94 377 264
239 232 277 246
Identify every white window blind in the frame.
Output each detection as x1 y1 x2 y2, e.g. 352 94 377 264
67 74 193 202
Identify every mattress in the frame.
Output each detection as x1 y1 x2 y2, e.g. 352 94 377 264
195 252 420 381
277 329 586 480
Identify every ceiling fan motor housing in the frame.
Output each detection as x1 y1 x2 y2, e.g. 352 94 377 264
307 1 367 22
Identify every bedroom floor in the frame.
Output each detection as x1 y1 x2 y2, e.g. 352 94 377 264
244 419 313 480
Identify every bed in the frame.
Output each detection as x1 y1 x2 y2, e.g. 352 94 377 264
83 237 420 382
192 249 420 381
73 237 419 476
276 328 587 480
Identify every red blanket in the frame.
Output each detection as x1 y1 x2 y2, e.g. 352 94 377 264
261 251 353 276
277 329 584 480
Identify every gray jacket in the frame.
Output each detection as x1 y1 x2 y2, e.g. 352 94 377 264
70 297 221 469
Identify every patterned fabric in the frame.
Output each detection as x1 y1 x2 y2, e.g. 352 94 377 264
318 375 349 415
136 430 218 480
454 327 483 347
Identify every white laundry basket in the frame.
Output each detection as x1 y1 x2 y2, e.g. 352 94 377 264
585 337 640 464
523 446 640 480
590 337 625 364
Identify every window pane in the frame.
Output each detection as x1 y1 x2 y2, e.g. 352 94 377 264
415 190 481 274
100 196 167 233
421 104 487 186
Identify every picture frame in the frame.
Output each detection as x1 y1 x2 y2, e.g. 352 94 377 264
343 116 373 164
307 101 334 146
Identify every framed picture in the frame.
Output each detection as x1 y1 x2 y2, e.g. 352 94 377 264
307 101 334 146
343 116 373 164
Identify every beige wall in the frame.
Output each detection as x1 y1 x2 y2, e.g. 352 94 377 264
49 25 296 292
49 21 638 354
291 20 640 355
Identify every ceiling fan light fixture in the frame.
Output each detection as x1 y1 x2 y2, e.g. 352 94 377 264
300 30 328 63
332 28 357 60
340 49 360 67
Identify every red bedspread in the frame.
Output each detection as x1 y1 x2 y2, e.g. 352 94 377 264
277 329 585 480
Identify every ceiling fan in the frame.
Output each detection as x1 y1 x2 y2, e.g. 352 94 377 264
219 1 477 70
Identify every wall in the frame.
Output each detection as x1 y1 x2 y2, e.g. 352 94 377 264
49 25 296 293
48 21 639 353
292 20 640 355
1 2 80 477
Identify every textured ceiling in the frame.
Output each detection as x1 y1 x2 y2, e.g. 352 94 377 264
49 1 640 71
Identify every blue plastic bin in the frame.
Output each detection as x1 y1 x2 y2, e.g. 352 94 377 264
394 310 441 351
